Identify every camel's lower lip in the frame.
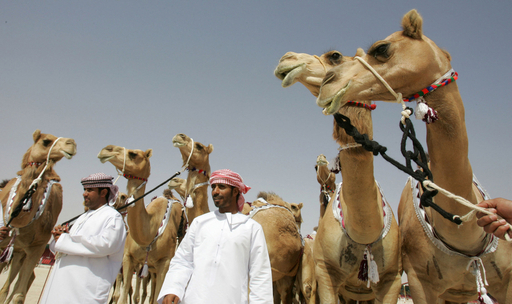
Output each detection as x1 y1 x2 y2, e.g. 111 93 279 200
317 160 328 166
61 151 74 160
317 81 350 115
172 141 186 148
98 155 114 163
275 63 305 87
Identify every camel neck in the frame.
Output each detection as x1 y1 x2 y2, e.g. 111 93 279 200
424 83 487 254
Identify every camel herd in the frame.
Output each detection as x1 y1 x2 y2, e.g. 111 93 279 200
0 9 511 304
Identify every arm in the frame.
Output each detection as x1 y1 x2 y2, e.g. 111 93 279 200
157 219 198 304
248 225 273 304
476 198 512 240
55 214 126 257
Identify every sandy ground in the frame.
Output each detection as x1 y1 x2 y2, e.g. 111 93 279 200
0 265 415 303
0 265 152 304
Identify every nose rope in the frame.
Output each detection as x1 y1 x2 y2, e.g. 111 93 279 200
353 56 409 123
182 138 195 172
113 147 126 185
314 55 327 74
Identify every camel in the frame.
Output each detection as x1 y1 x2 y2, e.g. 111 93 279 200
172 133 212 224
98 145 183 304
297 233 319 304
249 192 303 304
315 154 336 220
314 9 512 303
0 130 76 304
275 50 402 302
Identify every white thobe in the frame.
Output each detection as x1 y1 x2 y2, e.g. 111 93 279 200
157 210 273 304
40 204 126 304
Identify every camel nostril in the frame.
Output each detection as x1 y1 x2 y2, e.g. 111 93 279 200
322 71 336 86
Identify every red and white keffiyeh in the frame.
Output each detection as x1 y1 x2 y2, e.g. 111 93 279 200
209 169 251 212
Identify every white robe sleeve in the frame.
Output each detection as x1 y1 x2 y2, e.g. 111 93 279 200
157 219 197 304
248 224 273 303
55 214 126 257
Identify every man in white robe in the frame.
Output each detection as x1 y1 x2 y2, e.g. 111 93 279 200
158 169 273 304
40 173 126 304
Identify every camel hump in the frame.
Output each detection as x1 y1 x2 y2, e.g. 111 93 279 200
402 9 423 39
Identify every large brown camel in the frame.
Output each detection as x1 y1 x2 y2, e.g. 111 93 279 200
98 145 183 304
172 133 212 224
275 50 402 302
249 192 303 304
315 154 336 221
0 130 76 304
314 9 512 303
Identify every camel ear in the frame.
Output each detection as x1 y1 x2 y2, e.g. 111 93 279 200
145 149 153 159
401 9 423 39
33 129 42 143
206 144 214 154
298 203 303 210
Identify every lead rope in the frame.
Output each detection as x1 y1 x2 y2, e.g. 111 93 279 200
352 56 512 242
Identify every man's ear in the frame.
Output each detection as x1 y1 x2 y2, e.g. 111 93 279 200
232 186 240 197
100 188 109 198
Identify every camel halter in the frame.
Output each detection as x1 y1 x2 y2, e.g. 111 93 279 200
352 56 512 241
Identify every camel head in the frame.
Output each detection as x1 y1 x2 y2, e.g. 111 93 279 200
315 154 336 185
168 177 187 199
21 130 77 170
274 50 346 97
97 145 152 180
172 133 213 174
290 202 303 229
316 9 453 115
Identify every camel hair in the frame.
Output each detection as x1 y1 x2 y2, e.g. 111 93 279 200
248 192 303 304
98 145 183 304
0 130 76 304
172 133 212 224
276 50 402 303
314 9 512 303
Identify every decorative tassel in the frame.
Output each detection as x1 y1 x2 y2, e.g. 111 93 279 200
415 102 429 120
368 255 380 286
478 290 494 304
126 196 135 208
22 199 32 212
358 254 368 282
185 196 194 208
139 262 149 278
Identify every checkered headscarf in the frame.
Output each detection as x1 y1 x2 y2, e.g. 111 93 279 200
81 173 119 205
209 169 251 212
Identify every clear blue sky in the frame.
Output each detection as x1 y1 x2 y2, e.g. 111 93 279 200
1 1 511 235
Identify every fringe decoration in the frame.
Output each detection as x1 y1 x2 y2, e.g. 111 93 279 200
468 258 494 304
0 230 17 263
185 196 194 208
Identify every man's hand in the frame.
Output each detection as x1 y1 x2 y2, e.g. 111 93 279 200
476 198 512 240
0 226 10 241
162 294 180 304
51 224 69 242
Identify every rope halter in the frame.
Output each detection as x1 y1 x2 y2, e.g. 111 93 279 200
113 147 126 185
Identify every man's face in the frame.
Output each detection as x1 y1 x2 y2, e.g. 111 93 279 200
211 183 238 212
83 187 106 210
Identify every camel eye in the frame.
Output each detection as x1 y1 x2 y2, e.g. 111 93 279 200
370 43 390 60
42 139 52 147
128 152 138 159
328 51 342 65
195 144 203 150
